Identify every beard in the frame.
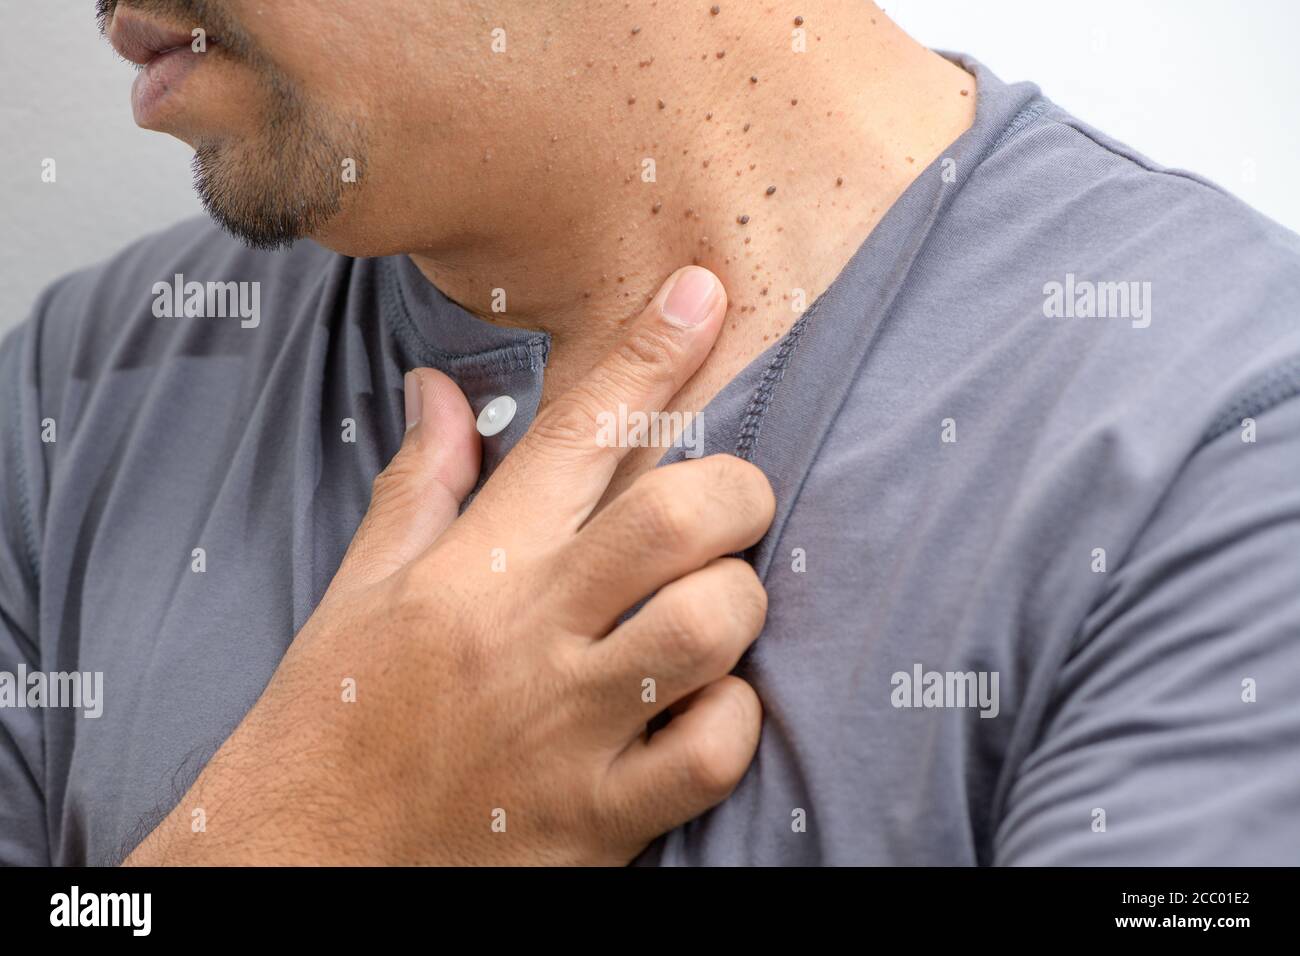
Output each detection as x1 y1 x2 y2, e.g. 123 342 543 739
190 74 368 251
100 0 368 250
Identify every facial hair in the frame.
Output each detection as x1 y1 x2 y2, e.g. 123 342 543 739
99 0 369 250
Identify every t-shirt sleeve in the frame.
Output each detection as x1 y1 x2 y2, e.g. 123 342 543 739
994 392 1300 864
0 319 50 865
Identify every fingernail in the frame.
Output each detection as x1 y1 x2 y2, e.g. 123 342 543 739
404 371 422 431
662 267 718 327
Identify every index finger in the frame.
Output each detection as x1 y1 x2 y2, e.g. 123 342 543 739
473 265 727 535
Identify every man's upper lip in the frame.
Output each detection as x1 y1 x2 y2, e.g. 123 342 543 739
107 7 199 66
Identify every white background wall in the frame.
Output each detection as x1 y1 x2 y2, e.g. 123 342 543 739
888 0 1300 229
2 1 202 335
3 1 1299 335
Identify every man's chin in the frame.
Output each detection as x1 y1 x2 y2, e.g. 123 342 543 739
196 178 355 254
192 175 315 252
183 120 370 253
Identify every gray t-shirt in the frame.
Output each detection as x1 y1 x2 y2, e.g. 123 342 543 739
3 55 1299 866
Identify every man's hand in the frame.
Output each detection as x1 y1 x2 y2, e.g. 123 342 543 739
124 266 775 865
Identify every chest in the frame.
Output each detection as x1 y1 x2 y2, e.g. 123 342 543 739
38 352 401 863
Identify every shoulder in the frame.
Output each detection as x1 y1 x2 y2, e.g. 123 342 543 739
920 96 1300 445
793 92 1300 543
986 99 1300 338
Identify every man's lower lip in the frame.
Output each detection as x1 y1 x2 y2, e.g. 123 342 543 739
131 47 204 124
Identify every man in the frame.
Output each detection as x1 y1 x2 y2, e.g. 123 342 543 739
1 0 1297 865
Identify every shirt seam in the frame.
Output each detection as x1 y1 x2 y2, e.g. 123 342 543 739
737 92 1054 577
990 100 1052 153
742 67 1048 458
1037 109 1232 197
9 336 41 591
734 304 817 461
1201 354 1300 443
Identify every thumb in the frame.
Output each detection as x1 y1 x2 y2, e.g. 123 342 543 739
334 368 481 590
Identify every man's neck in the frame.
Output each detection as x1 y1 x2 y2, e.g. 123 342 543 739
408 4 974 407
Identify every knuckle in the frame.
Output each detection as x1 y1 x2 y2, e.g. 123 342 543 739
702 455 776 523
723 680 764 743
631 479 697 547
338 528 382 582
681 729 744 802
616 322 681 373
657 596 727 672
343 464 422 577
369 463 401 504
528 392 600 453
717 560 769 634
369 453 422 509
